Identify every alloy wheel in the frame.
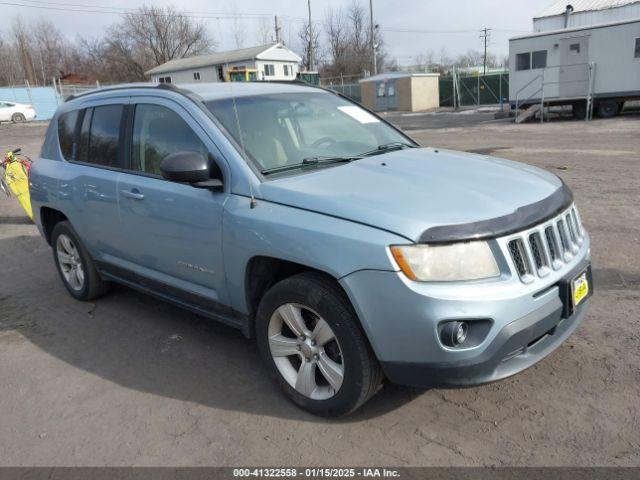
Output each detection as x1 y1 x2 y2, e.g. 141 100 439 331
56 234 85 291
268 303 344 400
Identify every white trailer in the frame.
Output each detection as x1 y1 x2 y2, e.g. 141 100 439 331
509 18 640 121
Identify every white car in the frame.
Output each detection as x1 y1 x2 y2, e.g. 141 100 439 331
0 101 37 123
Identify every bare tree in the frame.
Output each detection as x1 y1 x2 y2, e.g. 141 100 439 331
255 17 273 45
322 1 386 78
11 17 36 86
116 5 213 69
297 18 320 71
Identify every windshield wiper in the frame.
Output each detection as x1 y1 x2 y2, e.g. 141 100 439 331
359 142 418 157
261 155 362 176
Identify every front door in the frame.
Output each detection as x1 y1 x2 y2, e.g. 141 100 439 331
559 36 590 98
114 98 230 313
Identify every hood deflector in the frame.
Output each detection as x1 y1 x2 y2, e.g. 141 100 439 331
419 183 573 244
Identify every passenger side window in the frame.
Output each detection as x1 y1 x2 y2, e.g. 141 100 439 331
76 105 123 167
57 110 79 160
131 104 209 176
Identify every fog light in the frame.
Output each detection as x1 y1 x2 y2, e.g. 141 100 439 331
441 321 468 347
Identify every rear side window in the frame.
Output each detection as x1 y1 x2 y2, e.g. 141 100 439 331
57 110 79 160
77 105 123 167
131 104 208 176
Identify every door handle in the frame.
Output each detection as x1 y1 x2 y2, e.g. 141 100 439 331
121 189 145 200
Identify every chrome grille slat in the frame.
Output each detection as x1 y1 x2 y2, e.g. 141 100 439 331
505 205 585 283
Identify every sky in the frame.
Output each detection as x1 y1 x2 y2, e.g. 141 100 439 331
1 0 553 65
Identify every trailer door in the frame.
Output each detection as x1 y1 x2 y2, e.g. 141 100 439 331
559 36 590 98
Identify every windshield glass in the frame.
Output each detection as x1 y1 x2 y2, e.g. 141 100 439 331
205 92 413 174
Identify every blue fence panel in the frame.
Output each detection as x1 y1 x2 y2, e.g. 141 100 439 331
0 87 61 121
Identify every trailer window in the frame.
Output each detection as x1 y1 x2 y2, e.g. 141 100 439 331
569 43 580 55
516 53 531 71
635 38 640 58
532 50 547 69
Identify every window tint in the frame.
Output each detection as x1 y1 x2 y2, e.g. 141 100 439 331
131 104 208 176
57 110 79 160
82 105 123 167
635 38 640 58
516 53 530 71
532 50 547 69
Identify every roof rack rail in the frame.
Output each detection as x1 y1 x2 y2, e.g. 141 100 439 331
64 82 189 102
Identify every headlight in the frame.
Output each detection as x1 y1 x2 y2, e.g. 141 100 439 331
390 241 500 282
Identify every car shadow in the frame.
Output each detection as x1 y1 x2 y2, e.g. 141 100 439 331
0 235 424 422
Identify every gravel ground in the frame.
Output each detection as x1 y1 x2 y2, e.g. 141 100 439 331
0 115 639 467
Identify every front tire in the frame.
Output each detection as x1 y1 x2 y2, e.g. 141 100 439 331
51 221 110 301
256 272 383 417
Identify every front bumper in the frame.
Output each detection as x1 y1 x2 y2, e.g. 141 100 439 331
381 294 588 387
339 236 591 388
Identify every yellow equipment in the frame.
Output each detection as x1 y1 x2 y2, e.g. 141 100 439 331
2 150 33 220
227 66 259 82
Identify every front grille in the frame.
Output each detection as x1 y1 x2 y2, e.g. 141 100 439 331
505 205 585 283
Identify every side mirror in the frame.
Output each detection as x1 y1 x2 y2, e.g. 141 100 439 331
160 151 223 189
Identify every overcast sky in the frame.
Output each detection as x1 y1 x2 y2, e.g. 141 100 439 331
2 0 553 64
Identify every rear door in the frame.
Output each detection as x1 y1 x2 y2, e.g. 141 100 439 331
113 97 230 311
559 36 590 98
60 99 128 260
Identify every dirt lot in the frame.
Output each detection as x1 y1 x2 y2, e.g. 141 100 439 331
0 116 639 467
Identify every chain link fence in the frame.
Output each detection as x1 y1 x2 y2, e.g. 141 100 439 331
440 71 509 107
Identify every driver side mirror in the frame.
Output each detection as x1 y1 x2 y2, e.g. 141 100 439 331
160 151 223 189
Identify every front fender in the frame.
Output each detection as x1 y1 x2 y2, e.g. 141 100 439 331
222 195 407 315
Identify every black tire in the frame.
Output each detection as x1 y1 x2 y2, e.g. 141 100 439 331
572 101 587 120
256 272 383 417
596 100 620 119
11 113 26 123
51 221 110 301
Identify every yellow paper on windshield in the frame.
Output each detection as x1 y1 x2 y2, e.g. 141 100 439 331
337 106 380 124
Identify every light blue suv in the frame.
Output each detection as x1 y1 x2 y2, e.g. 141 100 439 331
30 82 592 416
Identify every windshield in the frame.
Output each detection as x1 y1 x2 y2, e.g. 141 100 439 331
205 92 414 175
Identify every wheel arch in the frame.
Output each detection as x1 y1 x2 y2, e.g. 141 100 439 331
40 207 69 245
244 256 353 338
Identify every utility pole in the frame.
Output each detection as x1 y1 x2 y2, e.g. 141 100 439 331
480 27 492 75
307 0 314 71
274 16 282 43
369 0 377 75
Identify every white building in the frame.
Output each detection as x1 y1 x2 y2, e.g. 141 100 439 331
146 43 302 84
534 0 640 31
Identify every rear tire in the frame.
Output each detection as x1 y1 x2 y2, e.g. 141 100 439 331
51 221 110 301
11 113 26 123
256 272 383 417
596 100 620 119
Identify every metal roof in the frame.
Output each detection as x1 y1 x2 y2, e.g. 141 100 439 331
145 43 301 76
512 16 640 39
535 0 640 18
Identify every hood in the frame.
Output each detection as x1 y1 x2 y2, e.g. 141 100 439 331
259 148 564 243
